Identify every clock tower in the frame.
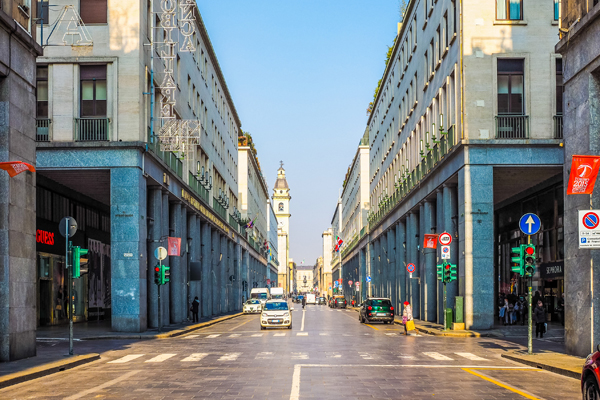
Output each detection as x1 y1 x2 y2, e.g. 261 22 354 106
273 162 291 291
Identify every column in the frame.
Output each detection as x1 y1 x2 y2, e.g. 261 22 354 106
169 202 182 324
359 247 367 302
110 167 147 332
211 229 220 315
368 241 374 297
396 220 406 310
444 184 459 321
419 203 425 319
458 166 494 329
147 188 162 328
387 228 396 305
408 211 420 319
161 192 170 324
242 249 249 302
436 189 444 324
424 200 437 322
373 238 380 297
201 221 211 317
220 234 227 314
227 239 234 311
187 213 198 320
234 243 241 310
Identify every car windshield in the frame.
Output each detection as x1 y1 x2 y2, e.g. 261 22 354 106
264 302 288 311
251 293 268 300
297 296 303 299
370 300 392 307
245 300 260 305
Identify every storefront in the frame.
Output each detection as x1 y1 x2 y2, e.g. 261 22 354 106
540 261 564 322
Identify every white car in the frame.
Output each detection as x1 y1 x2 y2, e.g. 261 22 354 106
260 300 293 329
243 299 262 314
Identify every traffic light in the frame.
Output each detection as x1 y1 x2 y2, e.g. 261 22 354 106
436 264 443 281
161 265 170 284
72 246 88 279
449 263 457 282
154 265 161 285
511 245 524 276
443 264 451 283
523 244 536 277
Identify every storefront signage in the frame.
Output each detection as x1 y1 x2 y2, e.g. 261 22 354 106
181 189 230 235
36 229 55 245
540 261 564 280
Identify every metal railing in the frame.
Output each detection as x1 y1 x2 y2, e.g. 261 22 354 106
36 118 51 141
495 115 529 139
554 115 563 139
213 197 227 220
75 117 110 141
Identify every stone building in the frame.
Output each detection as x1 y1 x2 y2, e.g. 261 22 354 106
33 0 269 333
333 0 564 329
556 0 600 357
0 0 42 361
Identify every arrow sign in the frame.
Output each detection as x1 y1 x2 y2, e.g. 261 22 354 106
519 213 541 235
366 276 371 283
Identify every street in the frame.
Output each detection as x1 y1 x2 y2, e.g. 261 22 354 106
0 303 580 399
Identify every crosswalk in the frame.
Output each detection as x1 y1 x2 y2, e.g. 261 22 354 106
106 351 490 364
181 331 401 339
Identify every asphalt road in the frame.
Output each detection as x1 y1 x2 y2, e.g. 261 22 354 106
0 303 581 399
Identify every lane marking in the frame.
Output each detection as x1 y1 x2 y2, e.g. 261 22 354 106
218 352 241 361
64 370 140 400
251 333 263 337
274 332 286 337
455 352 488 361
107 354 144 364
301 310 306 331
423 352 454 361
206 334 220 338
359 353 374 360
297 332 308 336
462 368 544 400
291 352 309 360
255 352 273 359
228 317 255 331
319 333 329 336
181 353 208 362
365 324 379 331
145 353 176 363
228 333 241 338
183 335 199 339
290 364 301 400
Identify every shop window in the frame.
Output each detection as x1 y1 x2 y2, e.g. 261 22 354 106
80 0 108 24
497 0 522 20
80 65 107 117
497 59 524 115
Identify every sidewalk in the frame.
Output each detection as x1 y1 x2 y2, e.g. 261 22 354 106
0 311 243 389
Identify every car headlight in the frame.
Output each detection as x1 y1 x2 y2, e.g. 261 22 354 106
283 312 289 317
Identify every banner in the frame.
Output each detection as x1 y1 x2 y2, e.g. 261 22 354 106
567 155 600 195
167 237 181 256
0 161 35 177
423 234 438 249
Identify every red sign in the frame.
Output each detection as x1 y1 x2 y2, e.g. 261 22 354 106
407 263 416 273
567 155 600 195
438 232 452 245
267 279 271 285
0 161 35 177
423 234 438 249
348 280 353 285
167 237 181 256
36 229 54 245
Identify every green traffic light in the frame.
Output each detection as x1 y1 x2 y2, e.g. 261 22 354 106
161 265 170 284
511 246 524 276
72 246 88 279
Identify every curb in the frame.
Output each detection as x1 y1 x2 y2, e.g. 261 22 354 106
501 353 581 380
0 353 100 389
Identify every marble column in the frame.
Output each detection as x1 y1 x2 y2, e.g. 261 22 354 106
201 221 211 317
424 200 437 322
147 188 162 328
187 213 198 320
220 234 227 313
419 203 426 319
211 229 220 315
436 189 444 324
234 243 241 310
458 166 494 329
169 202 183 323
443 184 459 320
373 238 380 297
242 249 249 302
409 211 420 319
396 220 406 309
368 242 374 297
360 247 367 302
161 192 170 324
227 239 234 311
388 228 396 305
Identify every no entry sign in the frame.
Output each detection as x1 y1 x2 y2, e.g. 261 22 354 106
407 263 416 273
438 232 452 246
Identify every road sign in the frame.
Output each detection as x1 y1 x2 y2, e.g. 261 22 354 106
579 210 600 248
329 286 332 290
59 217 77 238
407 263 416 273
438 232 452 246
348 280 353 286
356 282 360 288
441 245 450 259
519 213 541 235
154 246 168 261
366 276 371 283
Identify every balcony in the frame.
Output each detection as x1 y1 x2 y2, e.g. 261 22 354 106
554 115 563 139
495 115 529 139
36 118 51 142
75 117 110 141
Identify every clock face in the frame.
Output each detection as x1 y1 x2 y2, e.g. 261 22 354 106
278 221 284 227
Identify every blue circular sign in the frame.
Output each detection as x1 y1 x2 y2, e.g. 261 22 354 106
407 263 416 273
366 276 371 283
519 213 541 235
583 212 600 229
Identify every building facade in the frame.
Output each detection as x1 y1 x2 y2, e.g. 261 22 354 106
332 0 564 330
33 0 269 333
296 265 314 293
556 0 600 357
0 0 42 361
273 165 291 291
322 228 333 297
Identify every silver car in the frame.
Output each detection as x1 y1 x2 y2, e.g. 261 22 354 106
260 300 293 329
243 299 262 314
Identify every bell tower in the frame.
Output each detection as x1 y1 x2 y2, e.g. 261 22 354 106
273 162 291 291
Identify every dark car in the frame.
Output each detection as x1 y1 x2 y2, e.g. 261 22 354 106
359 298 394 324
333 296 347 309
582 344 600 399
318 296 326 305
296 295 304 304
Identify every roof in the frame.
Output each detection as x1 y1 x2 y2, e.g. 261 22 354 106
274 177 289 189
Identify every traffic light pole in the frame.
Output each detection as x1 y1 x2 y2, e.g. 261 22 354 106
527 235 533 355
443 281 447 331
66 226 74 356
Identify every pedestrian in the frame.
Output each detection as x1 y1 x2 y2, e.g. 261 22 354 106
533 300 546 338
402 301 414 335
190 296 200 323
501 298 511 326
557 293 564 326
533 291 542 308
517 296 527 325
302 295 306 309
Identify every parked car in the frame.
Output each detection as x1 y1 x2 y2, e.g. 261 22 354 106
582 344 600 399
359 298 394 324
243 299 262 314
333 295 347 309
318 296 326 305
260 299 293 330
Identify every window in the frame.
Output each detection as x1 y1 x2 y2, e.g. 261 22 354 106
555 58 563 115
279 203 284 212
36 66 48 118
80 0 107 24
80 65 107 117
37 1 48 24
497 59 524 114
451 0 457 35
497 0 522 20
554 0 559 21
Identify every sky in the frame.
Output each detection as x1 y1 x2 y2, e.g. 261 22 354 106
197 1 401 264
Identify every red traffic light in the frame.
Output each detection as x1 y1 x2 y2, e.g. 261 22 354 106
445 265 451 270
525 247 534 255
155 266 160 272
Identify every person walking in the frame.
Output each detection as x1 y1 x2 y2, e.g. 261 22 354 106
402 301 414 335
501 298 511 326
533 300 546 338
190 296 200 323
302 295 306 309
516 296 527 325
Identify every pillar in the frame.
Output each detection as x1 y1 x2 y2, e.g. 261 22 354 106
242 249 249 302
187 213 198 320
424 200 437 322
169 202 183 323
373 238 380 297
368 241 374 297
234 243 241 310
201 221 211 317
436 189 444 324
147 188 162 328
387 228 396 305
397 219 406 310
227 239 234 311
161 192 170 324
408 211 420 319
211 229 220 315
360 247 367 302
443 184 459 322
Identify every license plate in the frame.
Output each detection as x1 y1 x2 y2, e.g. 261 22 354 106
377 313 387 316
272 319 280 323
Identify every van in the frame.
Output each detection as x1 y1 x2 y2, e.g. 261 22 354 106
270 287 284 300
306 294 316 304
250 288 271 306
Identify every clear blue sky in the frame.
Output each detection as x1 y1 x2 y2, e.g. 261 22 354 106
198 1 400 264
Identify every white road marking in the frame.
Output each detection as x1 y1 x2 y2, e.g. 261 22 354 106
145 353 176 363
274 332 286 337
206 334 220 338
183 335 199 339
455 352 488 361
219 352 241 361
251 333 263 337
398 355 416 359
181 353 208 362
359 353 373 360
255 352 273 359
423 352 454 361
291 352 309 360
64 370 140 400
108 354 144 364
228 333 241 338
326 353 342 358
290 364 301 400
385 333 398 336
297 332 308 336
319 333 328 336
301 310 306 331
